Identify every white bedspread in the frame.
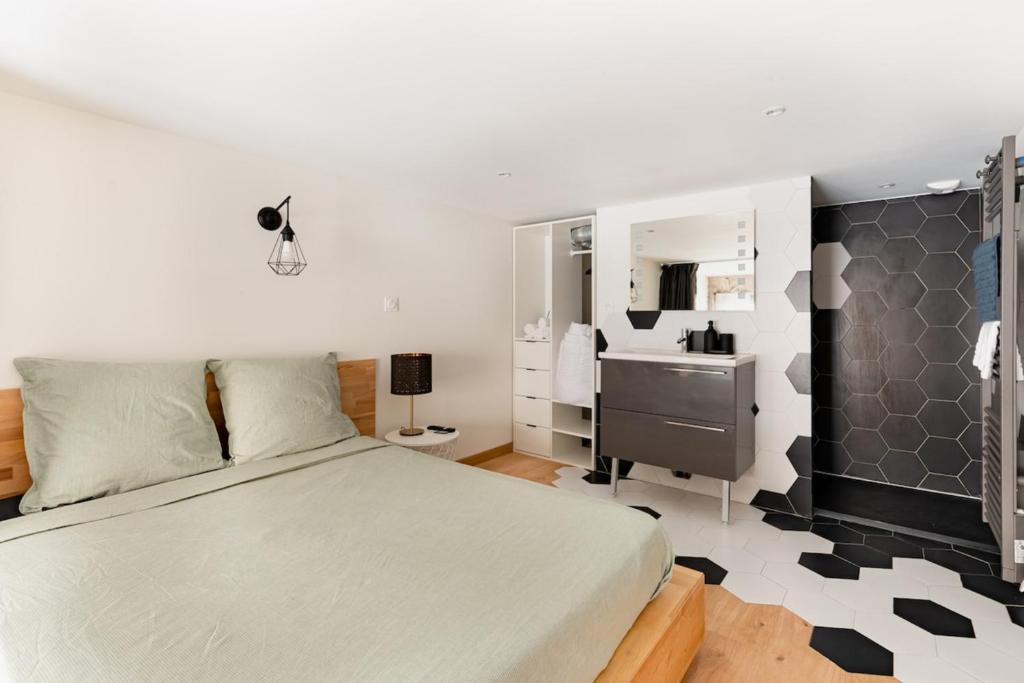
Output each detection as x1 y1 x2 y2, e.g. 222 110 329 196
0 437 672 682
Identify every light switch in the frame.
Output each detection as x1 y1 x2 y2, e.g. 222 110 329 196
384 296 400 313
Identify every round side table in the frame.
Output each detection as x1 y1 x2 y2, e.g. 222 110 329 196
384 427 460 460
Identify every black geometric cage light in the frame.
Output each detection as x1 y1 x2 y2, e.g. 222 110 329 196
258 195 307 276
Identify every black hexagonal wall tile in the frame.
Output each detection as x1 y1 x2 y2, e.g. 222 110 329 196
810 522 864 543
922 548 991 576
787 436 812 477
809 627 894 676
812 309 851 343
842 200 887 223
813 440 852 474
814 408 851 442
879 379 927 415
845 462 887 482
878 201 926 238
842 257 888 292
958 347 980 384
960 460 981 497
763 512 813 532
625 310 661 329
956 271 976 308
1010 607 1024 627
917 327 968 363
841 224 887 257
842 292 887 326
864 534 924 559
917 437 970 475
916 290 967 326
958 423 982 460
893 598 976 637
841 359 886 394
785 353 811 395
916 190 969 217
785 271 811 312
786 477 812 518
920 473 969 496
879 415 927 451
957 307 980 346
917 364 969 401
630 505 661 519
957 383 979 419
878 308 926 345
917 215 968 253
957 194 981 231
595 328 608 354
834 543 893 569
813 374 850 409
879 450 928 487
878 273 926 310
844 427 888 463
842 326 885 361
960 574 1024 606
799 552 861 579
844 395 886 429
750 489 795 515
879 344 926 381
813 208 851 243
917 400 969 438
674 556 727 585
878 243 925 282
812 342 850 376
957 231 980 265
916 253 968 289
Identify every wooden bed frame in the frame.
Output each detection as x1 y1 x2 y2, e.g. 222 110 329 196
0 356 704 682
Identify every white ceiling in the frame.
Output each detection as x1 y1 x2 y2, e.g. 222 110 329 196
2 1 1022 222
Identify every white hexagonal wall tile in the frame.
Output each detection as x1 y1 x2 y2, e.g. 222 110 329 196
812 241 852 277
755 370 797 412
748 180 796 213
752 291 797 332
755 251 798 293
788 394 812 437
785 229 812 271
728 472 761 504
598 312 634 348
785 187 812 234
749 332 797 372
754 211 796 255
721 571 786 605
786 312 811 353
751 447 798 492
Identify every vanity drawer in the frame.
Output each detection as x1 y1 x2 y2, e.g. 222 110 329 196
514 395 551 427
514 423 551 457
601 359 735 424
600 407 740 481
514 340 550 370
514 368 550 399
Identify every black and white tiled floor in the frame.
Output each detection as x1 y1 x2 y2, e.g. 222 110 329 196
553 466 1024 683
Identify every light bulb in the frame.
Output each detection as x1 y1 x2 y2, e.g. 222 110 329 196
280 239 296 263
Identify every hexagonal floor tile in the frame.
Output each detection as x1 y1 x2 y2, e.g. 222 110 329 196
854 610 937 657
810 626 894 675
799 552 861 579
959 574 1024 607
893 598 975 637
721 571 786 605
783 589 855 627
674 556 727 585
833 543 894 569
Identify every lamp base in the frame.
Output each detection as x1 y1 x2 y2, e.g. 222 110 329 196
400 427 424 436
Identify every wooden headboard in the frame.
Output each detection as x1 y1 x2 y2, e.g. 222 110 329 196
0 358 376 501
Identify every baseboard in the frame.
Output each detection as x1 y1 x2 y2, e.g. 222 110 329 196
457 442 513 466
813 473 995 548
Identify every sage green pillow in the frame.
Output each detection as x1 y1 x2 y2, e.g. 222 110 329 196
207 353 357 463
14 358 225 514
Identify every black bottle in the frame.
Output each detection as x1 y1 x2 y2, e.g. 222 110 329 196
703 321 719 354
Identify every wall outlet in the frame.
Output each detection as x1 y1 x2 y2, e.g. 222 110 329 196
383 296 400 313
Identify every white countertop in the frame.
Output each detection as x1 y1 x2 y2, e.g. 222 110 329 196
599 347 755 367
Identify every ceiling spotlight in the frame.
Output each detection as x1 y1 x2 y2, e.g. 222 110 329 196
497 171 512 178
762 106 787 118
926 179 961 194
878 183 896 189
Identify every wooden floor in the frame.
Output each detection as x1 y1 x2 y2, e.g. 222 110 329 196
471 452 895 683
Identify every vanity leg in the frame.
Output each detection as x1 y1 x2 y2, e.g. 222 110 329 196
721 480 731 524
610 457 619 496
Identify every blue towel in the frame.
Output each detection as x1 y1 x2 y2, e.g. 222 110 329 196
972 237 999 322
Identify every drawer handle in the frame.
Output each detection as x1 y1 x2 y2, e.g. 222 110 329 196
524 395 538 400
525 423 538 428
665 420 727 433
664 368 727 376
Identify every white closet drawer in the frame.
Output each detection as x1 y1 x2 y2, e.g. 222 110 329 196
514 340 550 370
514 395 551 428
514 423 552 457
514 368 550 399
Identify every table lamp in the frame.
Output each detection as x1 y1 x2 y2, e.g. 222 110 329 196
391 353 432 436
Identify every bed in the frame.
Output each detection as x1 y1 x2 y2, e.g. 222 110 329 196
0 359 704 682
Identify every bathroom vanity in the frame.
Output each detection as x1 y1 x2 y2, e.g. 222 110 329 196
599 348 755 523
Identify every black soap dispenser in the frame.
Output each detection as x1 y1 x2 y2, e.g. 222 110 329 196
703 321 719 354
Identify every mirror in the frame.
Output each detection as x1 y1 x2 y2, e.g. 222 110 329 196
630 210 755 311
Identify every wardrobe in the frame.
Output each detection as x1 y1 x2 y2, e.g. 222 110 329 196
512 215 595 469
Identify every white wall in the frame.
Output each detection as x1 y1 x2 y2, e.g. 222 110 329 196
0 91 512 458
595 177 812 514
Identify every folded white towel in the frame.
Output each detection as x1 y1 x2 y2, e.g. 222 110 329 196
973 321 1024 380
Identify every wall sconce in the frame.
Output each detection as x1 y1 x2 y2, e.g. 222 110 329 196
257 195 307 276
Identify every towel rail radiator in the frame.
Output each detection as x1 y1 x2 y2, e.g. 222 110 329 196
978 134 1024 584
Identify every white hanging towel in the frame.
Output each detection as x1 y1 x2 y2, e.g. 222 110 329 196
973 321 1024 380
554 322 593 407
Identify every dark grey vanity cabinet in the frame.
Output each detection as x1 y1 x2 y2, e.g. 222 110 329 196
600 358 755 484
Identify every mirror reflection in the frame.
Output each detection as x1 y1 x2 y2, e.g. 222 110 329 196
630 210 756 311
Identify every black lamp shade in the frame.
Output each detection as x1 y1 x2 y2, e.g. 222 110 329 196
391 353 432 395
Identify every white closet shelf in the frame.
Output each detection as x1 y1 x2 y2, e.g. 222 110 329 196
552 398 593 409
551 433 593 469
569 249 592 256
513 337 550 342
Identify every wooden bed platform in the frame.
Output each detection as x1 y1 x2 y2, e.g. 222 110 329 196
0 356 705 681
